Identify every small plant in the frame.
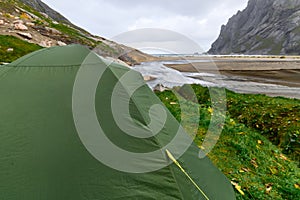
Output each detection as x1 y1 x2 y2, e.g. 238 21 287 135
33 19 44 25
156 85 300 199
3 12 13 18
19 12 31 20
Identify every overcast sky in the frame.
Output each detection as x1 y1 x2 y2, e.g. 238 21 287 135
43 0 248 53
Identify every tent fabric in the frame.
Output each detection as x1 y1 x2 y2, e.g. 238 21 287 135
0 45 235 199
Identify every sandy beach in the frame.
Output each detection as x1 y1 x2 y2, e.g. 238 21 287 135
163 57 300 88
134 56 300 99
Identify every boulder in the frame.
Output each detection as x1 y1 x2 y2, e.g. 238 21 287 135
39 40 53 47
143 75 157 81
57 41 67 46
45 27 61 35
25 22 35 26
14 23 28 31
41 12 49 18
13 20 24 24
153 84 169 92
17 32 33 39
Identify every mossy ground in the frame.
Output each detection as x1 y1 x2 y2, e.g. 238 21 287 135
0 35 42 63
156 85 300 199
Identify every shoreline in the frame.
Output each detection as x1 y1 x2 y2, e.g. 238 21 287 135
163 59 300 88
147 55 300 62
136 57 300 99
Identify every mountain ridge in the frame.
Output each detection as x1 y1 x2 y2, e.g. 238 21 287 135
19 0 71 24
209 0 300 55
0 0 154 65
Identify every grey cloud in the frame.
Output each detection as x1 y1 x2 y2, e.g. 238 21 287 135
104 0 218 16
112 28 203 53
43 0 249 51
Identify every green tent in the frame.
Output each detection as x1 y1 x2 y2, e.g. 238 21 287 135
0 45 235 199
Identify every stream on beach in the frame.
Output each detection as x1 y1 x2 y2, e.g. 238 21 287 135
133 61 300 100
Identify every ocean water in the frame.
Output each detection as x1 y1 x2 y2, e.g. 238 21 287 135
133 61 214 89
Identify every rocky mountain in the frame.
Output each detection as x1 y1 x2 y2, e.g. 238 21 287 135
209 0 300 55
0 0 153 64
19 0 70 24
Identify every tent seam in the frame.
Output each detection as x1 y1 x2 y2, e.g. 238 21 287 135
168 161 187 199
0 66 15 81
10 48 49 67
109 66 185 199
110 66 153 129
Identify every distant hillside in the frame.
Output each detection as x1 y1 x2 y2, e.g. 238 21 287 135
19 0 71 24
209 0 300 55
0 0 153 64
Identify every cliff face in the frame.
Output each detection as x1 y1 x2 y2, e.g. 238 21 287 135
209 0 300 55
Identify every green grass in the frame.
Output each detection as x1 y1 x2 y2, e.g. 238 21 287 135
0 35 42 63
226 90 300 162
50 23 94 45
155 85 300 199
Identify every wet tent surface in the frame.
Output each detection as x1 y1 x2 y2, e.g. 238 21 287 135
0 45 235 199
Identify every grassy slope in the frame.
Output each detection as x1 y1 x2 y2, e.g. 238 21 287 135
0 0 117 61
226 90 300 161
156 85 300 200
0 35 42 63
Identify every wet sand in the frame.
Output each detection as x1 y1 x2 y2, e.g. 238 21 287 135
220 69 300 87
135 57 300 99
165 59 300 88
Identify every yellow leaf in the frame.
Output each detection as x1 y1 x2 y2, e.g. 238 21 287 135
208 107 213 114
257 140 263 145
231 181 237 186
241 167 250 172
231 181 245 196
236 186 245 196
279 154 289 161
251 158 258 168
268 167 278 175
229 119 236 126
295 184 300 189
